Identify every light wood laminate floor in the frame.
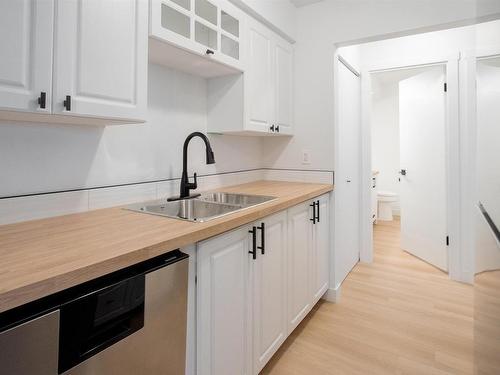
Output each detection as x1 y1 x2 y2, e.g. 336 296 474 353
261 219 474 375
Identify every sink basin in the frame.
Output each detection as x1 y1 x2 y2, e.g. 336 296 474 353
126 199 242 222
126 192 277 222
198 192 277 207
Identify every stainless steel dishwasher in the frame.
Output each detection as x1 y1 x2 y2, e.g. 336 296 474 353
0 250 188 375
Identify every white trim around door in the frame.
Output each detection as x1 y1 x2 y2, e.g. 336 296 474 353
359 54 466 282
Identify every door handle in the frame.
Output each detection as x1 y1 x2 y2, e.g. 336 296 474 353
315 201 320 223
257 222 265 255
276 125 280 133
310 202 316 224
346 179 351 183
249 226 257 260
270 124 275 132
399 169 407 176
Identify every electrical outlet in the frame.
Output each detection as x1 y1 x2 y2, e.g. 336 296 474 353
302 149 311 165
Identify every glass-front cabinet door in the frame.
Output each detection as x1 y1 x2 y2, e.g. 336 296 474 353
150 0 244 71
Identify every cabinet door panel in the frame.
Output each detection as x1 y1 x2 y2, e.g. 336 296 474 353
253 212 287 372
287 202 312 333
246 20 272 132
0 0 53 113
274 41 293 134
197 227 251 375
53 0 147 120
312 195 330 302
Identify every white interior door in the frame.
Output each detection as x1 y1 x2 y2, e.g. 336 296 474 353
399 66 448 271
335 60 361 284
0 0 53 113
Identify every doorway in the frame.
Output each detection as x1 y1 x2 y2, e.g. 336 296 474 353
370 65 449 271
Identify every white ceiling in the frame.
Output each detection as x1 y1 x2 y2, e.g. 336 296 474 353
290 0 324 8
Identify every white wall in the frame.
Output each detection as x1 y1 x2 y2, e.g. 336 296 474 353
229 0 297 41
275 3 500 290
0 64 263 198
262 2 500 173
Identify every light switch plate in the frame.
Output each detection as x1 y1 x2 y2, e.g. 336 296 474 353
302 149 311 165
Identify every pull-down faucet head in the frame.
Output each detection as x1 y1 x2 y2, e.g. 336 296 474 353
168 132 216 201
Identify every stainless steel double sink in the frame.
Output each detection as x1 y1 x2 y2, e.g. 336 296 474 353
125 192 277 222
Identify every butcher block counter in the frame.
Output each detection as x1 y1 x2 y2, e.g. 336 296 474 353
0 180 333 313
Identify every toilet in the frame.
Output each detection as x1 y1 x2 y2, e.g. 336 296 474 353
377 191 398 221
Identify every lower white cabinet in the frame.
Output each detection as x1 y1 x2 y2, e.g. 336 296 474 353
251 211 288 373
287 201 313 333
311 194 330 303
196 193 330 375
197 226 252 375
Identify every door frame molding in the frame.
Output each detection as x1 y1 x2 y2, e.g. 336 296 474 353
464 47 500 279
358 53 466 282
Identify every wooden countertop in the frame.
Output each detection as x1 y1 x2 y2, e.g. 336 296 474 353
0 180 332 313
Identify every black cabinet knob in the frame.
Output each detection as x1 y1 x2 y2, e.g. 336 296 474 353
249 226 257 260
38 92 46 109
206 49 214 55
276 125 280 133
310 202 316 224
270 125 275 132
63 95 71 111
257 222 265 255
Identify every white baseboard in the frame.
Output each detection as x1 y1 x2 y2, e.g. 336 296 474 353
322 285 341 303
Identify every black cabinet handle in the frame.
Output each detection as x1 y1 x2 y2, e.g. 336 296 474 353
38 92 46 109
270 124 275 132
310 202 316 224
249 226 257 260
63 95 71 111
206 49 214 55
257 222 265 255
315 200 320 223
276 125 280 133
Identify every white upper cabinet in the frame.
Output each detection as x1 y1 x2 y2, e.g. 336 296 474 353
0 0 54 114
53 0 148 122
0 0 147 126
274 40 293 135
246 20 272 133
149 0 244 77
207 16 294 136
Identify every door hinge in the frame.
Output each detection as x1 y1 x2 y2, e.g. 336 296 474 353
446 236 449 246
444 83 447 92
